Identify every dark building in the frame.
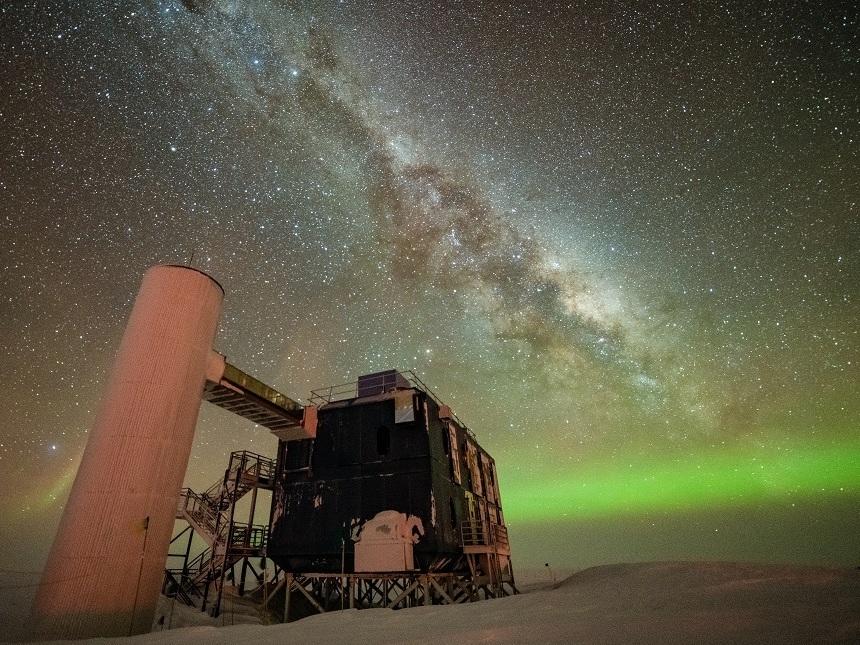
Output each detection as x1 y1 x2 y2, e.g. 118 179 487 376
267 370 513 585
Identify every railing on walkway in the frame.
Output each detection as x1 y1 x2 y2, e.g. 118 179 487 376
460 520 510 551
308 370 475 439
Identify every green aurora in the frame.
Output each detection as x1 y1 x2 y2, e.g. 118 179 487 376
501 439 859 522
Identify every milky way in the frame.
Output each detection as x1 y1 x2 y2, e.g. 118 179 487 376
0 0 857 575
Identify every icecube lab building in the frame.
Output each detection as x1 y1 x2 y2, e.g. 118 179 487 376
268 370 515 603
33 266 515 639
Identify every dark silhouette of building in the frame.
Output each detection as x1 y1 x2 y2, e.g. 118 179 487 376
268 370 514 592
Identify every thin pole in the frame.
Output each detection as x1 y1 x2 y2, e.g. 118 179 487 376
283 573 292 623
129 516 150 636
240 462 259 595
182 528 193 583
167 590 177 630
215 454 242 617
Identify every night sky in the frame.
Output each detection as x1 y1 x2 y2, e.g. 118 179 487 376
1 1 857 575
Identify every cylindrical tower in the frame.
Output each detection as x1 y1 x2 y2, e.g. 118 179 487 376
33 265 224 639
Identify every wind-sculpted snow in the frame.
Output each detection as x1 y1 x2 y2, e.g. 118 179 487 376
23 561 860 645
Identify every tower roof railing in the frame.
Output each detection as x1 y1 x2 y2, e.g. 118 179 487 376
308 369 476 440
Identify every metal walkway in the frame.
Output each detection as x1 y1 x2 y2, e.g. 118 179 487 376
163 357 314 616
203 359 305 433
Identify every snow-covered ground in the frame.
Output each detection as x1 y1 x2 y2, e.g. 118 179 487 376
5 561 858 644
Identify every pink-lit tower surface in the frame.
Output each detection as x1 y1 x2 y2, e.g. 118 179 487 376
33 265 224 639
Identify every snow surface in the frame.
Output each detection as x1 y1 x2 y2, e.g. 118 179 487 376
6 561 859 644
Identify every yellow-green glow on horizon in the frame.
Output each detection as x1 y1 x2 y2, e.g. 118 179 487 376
3 459 80 518
500 439 860 522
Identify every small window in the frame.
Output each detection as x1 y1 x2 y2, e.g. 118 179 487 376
285 438 313 471
448 425 462 484
449 497 457 530
377 426 390 456
442 427 450 455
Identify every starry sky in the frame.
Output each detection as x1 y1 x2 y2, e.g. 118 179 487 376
1 0 857 575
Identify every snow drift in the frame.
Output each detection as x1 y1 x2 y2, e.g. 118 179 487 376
6 561 858 644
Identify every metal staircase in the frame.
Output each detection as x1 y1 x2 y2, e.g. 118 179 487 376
164 450 275 615
460 520 517 597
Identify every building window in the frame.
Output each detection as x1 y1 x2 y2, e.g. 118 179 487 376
442 427 450 455
449 497 457 531
449 425 462 484
377 425 390 456
285 438 313 471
